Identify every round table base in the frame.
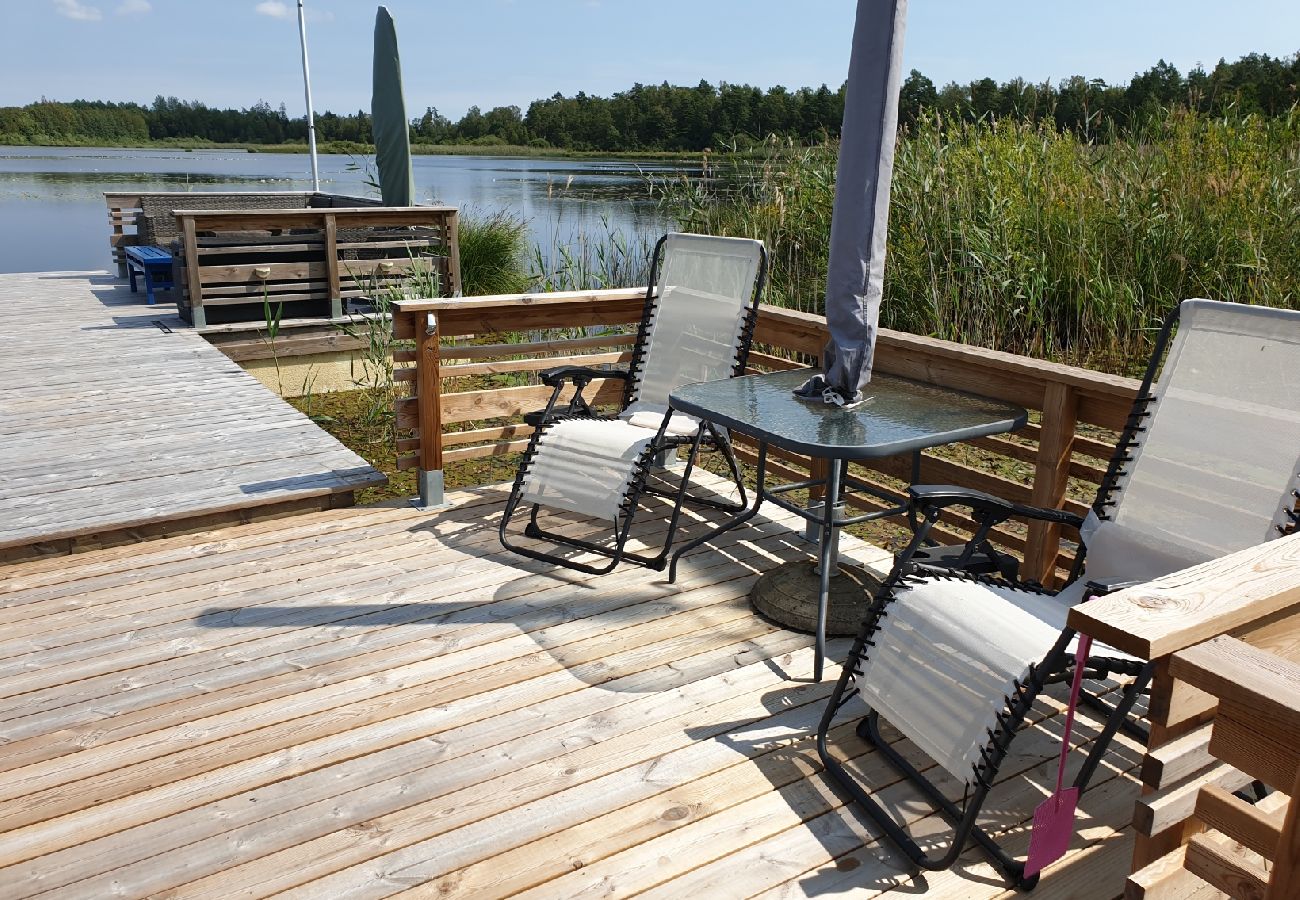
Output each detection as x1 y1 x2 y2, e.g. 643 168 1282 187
749 560 885 637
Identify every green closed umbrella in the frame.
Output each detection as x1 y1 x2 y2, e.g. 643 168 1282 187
371 5 414 206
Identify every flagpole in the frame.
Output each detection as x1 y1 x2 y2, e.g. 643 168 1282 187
297 0 320 191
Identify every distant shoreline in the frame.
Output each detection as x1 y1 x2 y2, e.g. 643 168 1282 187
1 138 706 162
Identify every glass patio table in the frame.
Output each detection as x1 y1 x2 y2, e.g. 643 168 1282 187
668 367 1028 680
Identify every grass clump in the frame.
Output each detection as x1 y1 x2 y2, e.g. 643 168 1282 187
458 210 532 296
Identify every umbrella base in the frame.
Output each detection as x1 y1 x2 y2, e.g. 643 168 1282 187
749 560 883 637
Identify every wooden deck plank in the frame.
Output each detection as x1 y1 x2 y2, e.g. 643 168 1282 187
0 520 802 750
0 481 1138 899
0 549 791 810
0 498 786 701
524 689 1142 900
0 271 382 554
65 642 828 899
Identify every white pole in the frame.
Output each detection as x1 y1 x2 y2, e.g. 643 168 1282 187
297 0 320 191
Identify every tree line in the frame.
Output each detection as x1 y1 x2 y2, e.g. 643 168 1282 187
2 50 1296 150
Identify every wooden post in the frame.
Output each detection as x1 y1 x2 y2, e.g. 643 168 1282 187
1131 658 1211 872
445 211 462 296
323 213 342 319
180 215 205 330
1267 763 1300 899
1023 382 1077 585
416 310 444 507
109 202 127 277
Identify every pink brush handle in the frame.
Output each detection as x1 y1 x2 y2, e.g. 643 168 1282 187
1055 633 1093 798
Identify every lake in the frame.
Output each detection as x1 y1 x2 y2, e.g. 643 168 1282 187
0 146 682 275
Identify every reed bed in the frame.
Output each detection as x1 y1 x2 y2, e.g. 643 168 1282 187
667 109 1300 373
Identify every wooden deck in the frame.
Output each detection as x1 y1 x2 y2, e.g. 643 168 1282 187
0 480 1142 898
0 271 384 560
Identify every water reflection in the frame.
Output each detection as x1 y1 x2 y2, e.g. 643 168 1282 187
0 145 681 275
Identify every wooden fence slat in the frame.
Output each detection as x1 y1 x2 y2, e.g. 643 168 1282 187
1194 784 1285 858
439 333 635 361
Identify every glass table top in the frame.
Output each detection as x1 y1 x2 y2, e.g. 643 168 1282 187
670 368 1028 459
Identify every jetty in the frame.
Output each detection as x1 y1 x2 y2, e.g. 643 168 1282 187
0 264 1295 899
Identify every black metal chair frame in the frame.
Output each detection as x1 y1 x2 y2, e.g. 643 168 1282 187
499 236 768 576
815 306 1191 890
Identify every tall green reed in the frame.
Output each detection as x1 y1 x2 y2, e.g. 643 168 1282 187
665 109 1300 373
529 215 655 292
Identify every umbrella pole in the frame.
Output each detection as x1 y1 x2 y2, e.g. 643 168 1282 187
297 0 320 192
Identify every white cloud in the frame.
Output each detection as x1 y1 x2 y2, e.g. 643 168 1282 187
254 0 292 20
115 0 151 14
53 0 103 21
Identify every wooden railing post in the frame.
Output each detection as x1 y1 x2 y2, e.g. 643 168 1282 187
180 215 205 330
1023 382 1078 585
323 213 342 319
416 310 445 508
445 211 462 296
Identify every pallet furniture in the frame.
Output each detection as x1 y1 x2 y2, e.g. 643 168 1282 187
1068 533 1300 899
105 191 361 279
1160 637 1300 899
171 205 460 329
104 192 461 329
124 244 174 305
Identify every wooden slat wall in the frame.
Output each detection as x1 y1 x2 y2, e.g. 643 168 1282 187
391 290 1141 577
175 207 461 329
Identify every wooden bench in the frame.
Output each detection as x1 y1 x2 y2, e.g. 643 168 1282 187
124 244 174 305
1142 637 1299 899
1068 533 1300 898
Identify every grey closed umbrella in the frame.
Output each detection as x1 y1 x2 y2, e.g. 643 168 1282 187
796 0 908 406
372 5 414 206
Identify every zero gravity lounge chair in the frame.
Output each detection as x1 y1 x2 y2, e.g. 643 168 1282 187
500 233 767 574
818 298 1300 889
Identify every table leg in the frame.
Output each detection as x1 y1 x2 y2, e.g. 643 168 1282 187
668 442 767 583
144 269 156 306
907 449 922 533
813 457 844 682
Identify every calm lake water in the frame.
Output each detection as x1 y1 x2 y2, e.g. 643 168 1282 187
0 146 681 275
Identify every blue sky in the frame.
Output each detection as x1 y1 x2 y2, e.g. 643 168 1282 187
4 1 1298 118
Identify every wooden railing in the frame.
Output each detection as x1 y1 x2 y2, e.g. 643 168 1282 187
391 289 1139 580
173 206 459 329
1071 534 1300 899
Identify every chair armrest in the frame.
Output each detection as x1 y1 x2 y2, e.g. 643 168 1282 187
539 365 630 388
908 484 1085 528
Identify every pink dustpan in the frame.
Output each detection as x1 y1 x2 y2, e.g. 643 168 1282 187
1024 635 1092 879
